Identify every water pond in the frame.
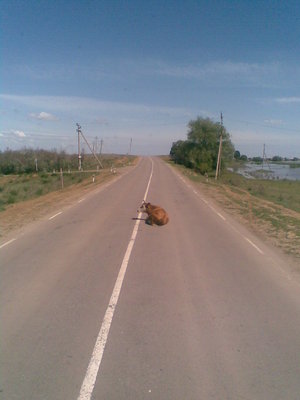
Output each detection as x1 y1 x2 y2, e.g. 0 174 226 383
229 162 300 181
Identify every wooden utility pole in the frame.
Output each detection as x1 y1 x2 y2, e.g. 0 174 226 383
215 112 223 180
262 143 271 170
60 168 64 189
76 124 103 169
79 125 103 169
76 123 82 171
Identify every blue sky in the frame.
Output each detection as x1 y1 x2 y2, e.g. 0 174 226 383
1 0 300 157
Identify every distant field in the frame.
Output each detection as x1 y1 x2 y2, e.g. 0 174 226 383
217 170 300 213
0 155 136 211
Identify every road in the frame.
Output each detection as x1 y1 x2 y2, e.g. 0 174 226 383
1 157 300 399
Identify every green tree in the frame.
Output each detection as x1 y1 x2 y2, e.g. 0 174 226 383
170 117 235 174
234 150 241 160
187 117 234 173
170 140 195 167
272 155 283 162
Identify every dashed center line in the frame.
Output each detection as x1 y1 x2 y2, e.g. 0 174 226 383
77 158 154 400
0 238 16 249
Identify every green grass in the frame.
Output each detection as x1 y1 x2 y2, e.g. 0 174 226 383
218 170 300 213
167 159 300 213
0 155 137 211
0 171 97 210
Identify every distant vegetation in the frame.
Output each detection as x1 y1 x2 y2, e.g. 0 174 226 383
234 153 300 164
170 117 235 174
0 148 135 174
0 149 136 211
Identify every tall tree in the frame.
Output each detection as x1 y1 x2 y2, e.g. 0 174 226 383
170 117 235 174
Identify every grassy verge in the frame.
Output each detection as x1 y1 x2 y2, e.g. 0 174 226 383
165 158 300 261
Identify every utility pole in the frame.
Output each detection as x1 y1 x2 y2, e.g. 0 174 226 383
60 168 64 189
76 124 104 169
76 123 82 171
262 143 271 170
215 112 223 180
80 126 103 169
129 137 132 155
100 139 103 156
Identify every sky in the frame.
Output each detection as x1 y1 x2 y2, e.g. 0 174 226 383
1 0 300 157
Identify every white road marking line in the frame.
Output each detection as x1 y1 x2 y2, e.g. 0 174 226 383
48 211 62 220
216 212 226 221
244 237 264 254
77 158 154 400
208 205 225 220
78 198 85 203
173 165 265 258
0 238 16 249
143 158 154 201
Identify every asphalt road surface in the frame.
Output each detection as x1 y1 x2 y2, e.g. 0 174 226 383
1 157 300 400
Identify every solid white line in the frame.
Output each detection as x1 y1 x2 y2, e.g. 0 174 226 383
143 158 154 201
216 212 226 221
48 211 62 220
0 238 16 249
77 158 154 400
171 163 264 256
244 237 264 254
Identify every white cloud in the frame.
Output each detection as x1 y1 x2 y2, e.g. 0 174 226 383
1 130 26 138
13 130 26 137
29 111 57 120
12 63 116 82
153 61 281 87
264 119 283 125
0 94 193 119
275 97 300 104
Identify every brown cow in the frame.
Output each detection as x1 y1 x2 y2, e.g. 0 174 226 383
138 201 169 226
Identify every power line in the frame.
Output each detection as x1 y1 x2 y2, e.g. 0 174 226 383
76 123 103 169
226 118 300 133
